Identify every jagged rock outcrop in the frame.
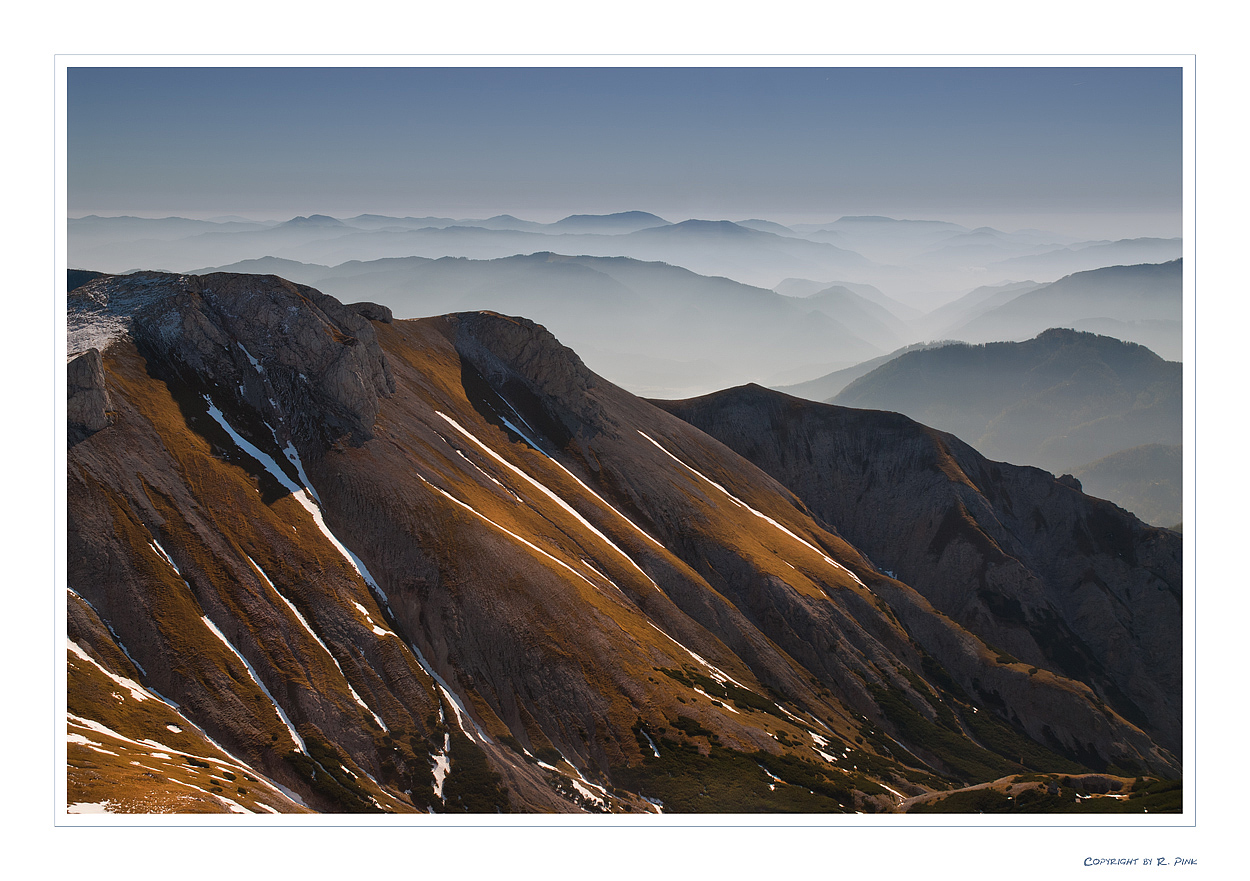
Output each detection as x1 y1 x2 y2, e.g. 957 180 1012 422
67 348 111 444
347 301 394 323
125 271 395 447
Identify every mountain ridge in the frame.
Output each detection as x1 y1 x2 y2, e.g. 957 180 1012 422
66 271 1181 814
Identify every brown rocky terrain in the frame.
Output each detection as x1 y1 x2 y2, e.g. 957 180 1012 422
66 272 1180 814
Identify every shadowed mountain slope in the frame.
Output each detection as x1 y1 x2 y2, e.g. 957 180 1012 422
655 384 1181 757
67 272 1179 814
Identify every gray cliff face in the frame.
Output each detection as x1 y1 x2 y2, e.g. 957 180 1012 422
655 384 1182 758
67 348 112 444
123 272 395 448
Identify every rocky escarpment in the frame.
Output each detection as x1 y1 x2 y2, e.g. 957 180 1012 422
78 271 397 448
656 383 1182 757
67 348 112 444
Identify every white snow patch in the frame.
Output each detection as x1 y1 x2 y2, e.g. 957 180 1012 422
238 342 265 374
571 779 605 807
67 801 114 814
166 725 182 733
640 795 664 813
149 539 182 575
640 728 661 758
431 733 451 800
271 782 308 808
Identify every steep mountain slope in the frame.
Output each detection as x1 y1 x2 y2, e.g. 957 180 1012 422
831 328 1182 484
655 385 1182 757
67 272 1178 814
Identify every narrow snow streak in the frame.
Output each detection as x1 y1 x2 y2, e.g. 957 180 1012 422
645 622 746 688
245 555 388 731
198 615 306 753
490 405 662 552
280 440 320 503
149 540 182 575
456 449 521 501
438 412 659 588
67 587 147 676
694 686 741 713
205 395 386 602
636 431 865 587
67 640 152 703
404 638 489 744
640 728 661 758
421 476 600 591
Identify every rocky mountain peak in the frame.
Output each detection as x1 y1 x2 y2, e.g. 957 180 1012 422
119 271 396 447
444 311 603 439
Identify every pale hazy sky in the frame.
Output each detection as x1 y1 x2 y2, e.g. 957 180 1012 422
67 66 1182 237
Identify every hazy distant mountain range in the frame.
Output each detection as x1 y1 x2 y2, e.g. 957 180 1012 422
937 261 1182 360
188 252 889 398
69 211 1181 300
